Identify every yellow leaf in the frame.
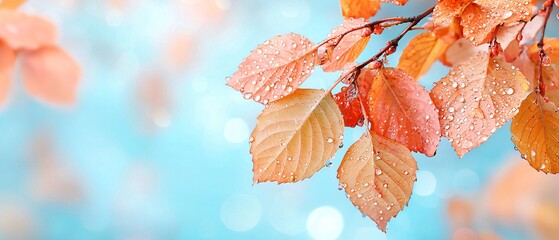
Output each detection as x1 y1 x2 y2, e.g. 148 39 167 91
321 19 370 72
337 132 417 232
398 32 449 79
340 0 381 19
250 89 344 184
0 0 25 9
511 92 559 174
430 52 529 157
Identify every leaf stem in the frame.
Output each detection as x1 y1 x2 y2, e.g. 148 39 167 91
537 1 554 96
324 5 435 94
355 6 435 70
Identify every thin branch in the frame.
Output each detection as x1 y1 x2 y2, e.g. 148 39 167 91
537 1 554 96
356 6 435 70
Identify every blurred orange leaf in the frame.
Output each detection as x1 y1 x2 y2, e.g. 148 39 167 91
0 41 14 105
21 46 80 105
511 92 559 173
0 10 57 50
337 132 417 232
340 0 381 19
367 68 441 156
227 33 318 104
440 38 487 67
321 19 370 72
0 0 25 9
250 89 344 184
431 52 529 157
398 32 449 79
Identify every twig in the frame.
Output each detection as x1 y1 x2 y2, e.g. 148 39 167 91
536 1 554 96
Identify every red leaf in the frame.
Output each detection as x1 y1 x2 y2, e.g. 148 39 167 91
333 86 363 127
0 41 14 105
366 68 441 156
227 33 318 104
321 19 370 72
0 10 57 50
21 46 81 105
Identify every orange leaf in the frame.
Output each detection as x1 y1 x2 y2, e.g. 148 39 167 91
337 132 417 232
227 33 318 104
250 89 344 184
321 19 370 72
0 10 57 50
432 0 472 27
334 86 364 128
366 68 441 156
0 41 14 105
21 46 81 105
511 92 559 173
398 32 449 79
0 0 25 9
430 52 529 157
461 0 532 45
340 0 381 19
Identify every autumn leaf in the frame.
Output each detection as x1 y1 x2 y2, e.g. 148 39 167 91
430 52 529 157
21 46 81 105
227 33 319 104
334 85 364 128
511 92 559 173
0 41 14 105
250 89 344 184
340 0 381 19
461 0 532 45
398 32 449 79
511 49 536 86
440 38 487 66
0 0 25 9
432 0 472 27
0 10 57 50
321 19 370 72
337 132 417 232
366 68 441 156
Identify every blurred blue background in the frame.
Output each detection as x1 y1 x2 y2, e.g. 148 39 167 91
0 0 558 239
